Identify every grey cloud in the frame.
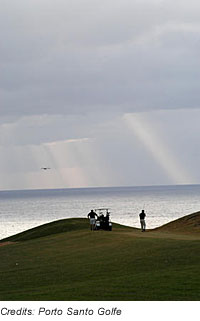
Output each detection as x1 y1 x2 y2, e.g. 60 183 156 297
1 0 200 121
0 111 119 146
1 0 200 190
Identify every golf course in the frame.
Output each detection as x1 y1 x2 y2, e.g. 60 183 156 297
0 212 199 301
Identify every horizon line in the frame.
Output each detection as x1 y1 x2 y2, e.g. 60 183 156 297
0 183 200 193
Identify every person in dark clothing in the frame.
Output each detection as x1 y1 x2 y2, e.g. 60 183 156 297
87 209 97 231
139 210 146 232
104 213 109 223
99 213 104 221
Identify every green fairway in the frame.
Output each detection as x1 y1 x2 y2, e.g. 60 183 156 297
0 214 199 300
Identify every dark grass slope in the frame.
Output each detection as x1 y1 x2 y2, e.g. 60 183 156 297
0 213 199 300
0 218 89 242
0 218 133 243
154 212 200 234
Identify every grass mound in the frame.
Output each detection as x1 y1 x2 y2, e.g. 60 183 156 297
0 214 199 300
0 218 89 242
0 218 131 243
154 211 200 234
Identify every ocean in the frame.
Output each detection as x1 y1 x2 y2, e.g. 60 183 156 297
0 184 200 240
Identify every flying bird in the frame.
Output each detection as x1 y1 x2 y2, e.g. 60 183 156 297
41 167 51 170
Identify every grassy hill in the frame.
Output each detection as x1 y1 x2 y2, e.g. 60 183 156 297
154 211 200 234
0 218 131 243
0 213 199 301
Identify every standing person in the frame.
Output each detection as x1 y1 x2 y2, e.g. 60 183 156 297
87 209 97 231
139 210 146 232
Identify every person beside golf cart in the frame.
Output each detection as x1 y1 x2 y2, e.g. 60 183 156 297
87 209 97 231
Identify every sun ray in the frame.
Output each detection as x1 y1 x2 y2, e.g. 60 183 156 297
123 113 195 185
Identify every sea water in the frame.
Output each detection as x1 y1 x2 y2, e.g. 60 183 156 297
0 184 200 239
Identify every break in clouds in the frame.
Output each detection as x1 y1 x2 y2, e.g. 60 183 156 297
1 0 200 189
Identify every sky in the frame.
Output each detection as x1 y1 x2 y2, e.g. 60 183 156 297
1 0 200 190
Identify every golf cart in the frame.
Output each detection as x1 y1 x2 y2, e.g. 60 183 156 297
95 208 112 231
